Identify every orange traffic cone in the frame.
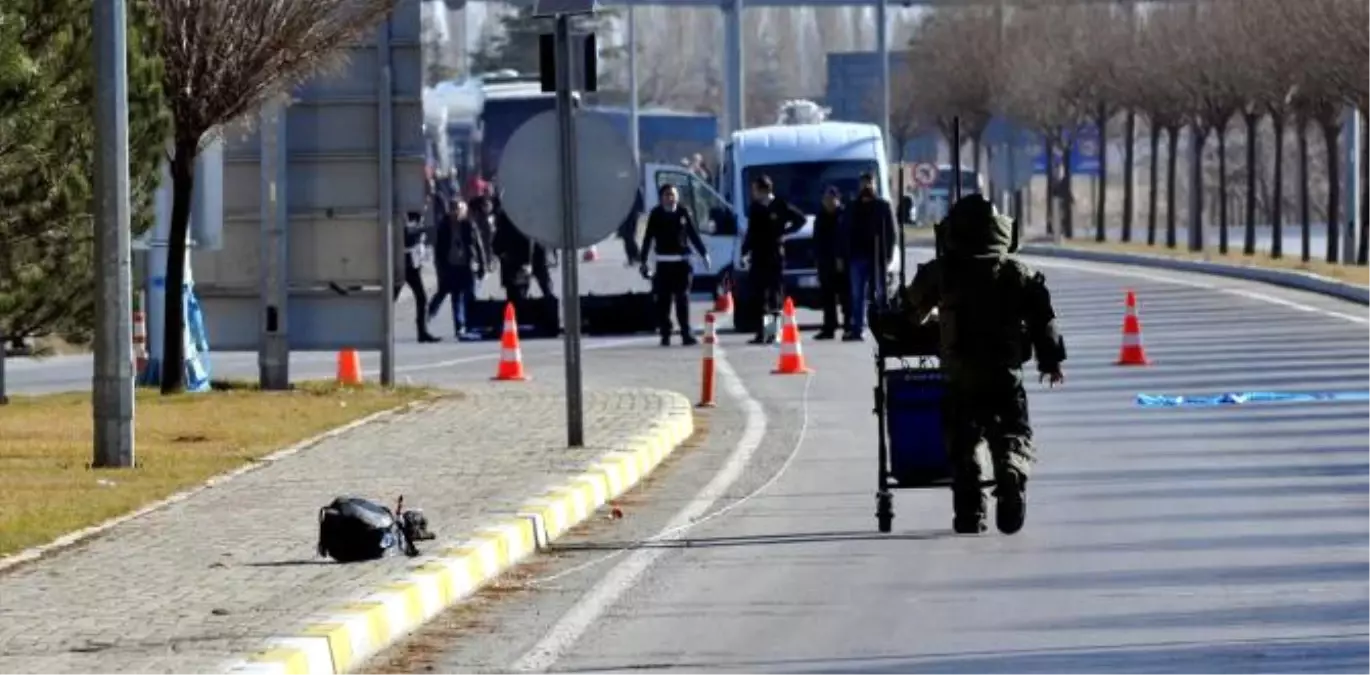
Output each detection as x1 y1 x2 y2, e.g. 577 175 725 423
772 297 812 375
336 348 363 385
492 302 528 381
714 278 734 314
698 312 718 408
582 246 599 262
1116 290 1150 366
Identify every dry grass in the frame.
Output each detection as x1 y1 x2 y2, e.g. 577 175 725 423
1059 239 1370 287
0 380 438 557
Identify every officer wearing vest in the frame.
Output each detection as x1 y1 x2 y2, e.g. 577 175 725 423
640 183 711 347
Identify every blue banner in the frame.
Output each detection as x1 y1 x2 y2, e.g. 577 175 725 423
1136 391 1370 408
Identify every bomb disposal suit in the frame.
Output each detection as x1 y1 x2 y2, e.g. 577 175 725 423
899 195 1067 536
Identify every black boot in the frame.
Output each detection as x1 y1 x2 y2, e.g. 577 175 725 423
952 489 988 535
995 468 1028 535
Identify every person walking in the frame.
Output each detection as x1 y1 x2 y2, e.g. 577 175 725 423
640 183 711 346
844 172 898 341
394 210 440 343
427 199 487 340
741 175 805 344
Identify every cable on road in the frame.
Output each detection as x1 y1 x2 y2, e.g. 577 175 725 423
525 364 817 588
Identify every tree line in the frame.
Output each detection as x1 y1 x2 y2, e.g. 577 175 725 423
895 0 1369 265
1 0 398 394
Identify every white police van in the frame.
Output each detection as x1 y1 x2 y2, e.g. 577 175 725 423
643 121 900 333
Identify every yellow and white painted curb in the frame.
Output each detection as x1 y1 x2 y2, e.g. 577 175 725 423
223 392 694 675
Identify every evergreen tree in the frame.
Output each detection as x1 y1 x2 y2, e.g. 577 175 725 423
0 0 171 346
468 7 622 80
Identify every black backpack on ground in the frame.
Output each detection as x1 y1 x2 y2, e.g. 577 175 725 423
317 496 435 563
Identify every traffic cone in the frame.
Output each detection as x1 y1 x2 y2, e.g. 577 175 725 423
336 348 363 385
492 302 528 381
772 297 812 375
582 246 599 262
713 278 734 314
1116 290 1150 366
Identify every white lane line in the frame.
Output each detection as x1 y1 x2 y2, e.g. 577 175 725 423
1026 257 1368 325
509 348 770 674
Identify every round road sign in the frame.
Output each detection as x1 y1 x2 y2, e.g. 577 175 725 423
498 110 639 250
913 162 939 187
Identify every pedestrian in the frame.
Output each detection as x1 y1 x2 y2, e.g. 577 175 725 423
619 187 645 266
898 194 1067 536
492 206 535 302
813 186 849 340
469 189 498 272
530 242 556 301
393 210 440 343
844 172 898 342
640 183 711 346
427 199 487 340
741 174 806 344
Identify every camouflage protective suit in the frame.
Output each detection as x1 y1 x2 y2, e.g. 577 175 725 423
899 195 1067 534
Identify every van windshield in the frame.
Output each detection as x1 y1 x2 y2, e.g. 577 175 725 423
742 160 878 216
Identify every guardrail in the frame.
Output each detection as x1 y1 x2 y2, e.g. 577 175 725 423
1017 244 1370 306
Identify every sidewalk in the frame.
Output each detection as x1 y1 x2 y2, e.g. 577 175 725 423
0 383 683 674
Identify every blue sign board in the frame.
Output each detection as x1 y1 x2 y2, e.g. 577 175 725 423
1030 126 1101 176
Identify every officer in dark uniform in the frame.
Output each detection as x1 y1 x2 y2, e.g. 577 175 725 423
812 186 849 340
530 243 556 300
640 183 711 346
741 175 806 344
491 204 535 302
394 210 440 343
899 194 1067 536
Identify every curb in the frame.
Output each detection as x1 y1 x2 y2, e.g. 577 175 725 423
222 391 696 675
1018 244 1370 305
0 398 436 575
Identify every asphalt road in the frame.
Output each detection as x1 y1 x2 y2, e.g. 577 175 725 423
362 249 1365 674
9 243 1368 673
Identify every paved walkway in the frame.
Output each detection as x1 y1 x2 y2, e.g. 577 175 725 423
0 384 678 674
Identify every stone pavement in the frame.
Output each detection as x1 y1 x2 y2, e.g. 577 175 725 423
0 384 679 674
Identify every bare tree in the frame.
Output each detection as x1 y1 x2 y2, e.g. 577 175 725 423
1237 0 1302 259
149 0 399 393
1130 6 1189 249
1066 4 1129 243
905 7 1002 174
1180 1 1248 255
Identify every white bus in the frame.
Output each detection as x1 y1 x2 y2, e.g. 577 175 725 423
643 121 901 333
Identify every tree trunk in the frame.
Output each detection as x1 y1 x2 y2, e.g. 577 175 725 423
1189 122 1207 252
1122 110 1136 243
1270 113 1285 258
160 138 198 394
971 135 982 176
1095 106 1109 242
1297 119 1311 262
1148 124 1160 246
1321 120 1341 263
1243 113 1259 255
1217 122 1230 255
1165 125 1179 249
1361 107 1368 265
1045 136 1056 236
1062 144 1075 239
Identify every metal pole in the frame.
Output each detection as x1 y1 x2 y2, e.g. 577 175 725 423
952 117 962 200
627 6 641 167
379 17 397 387
1345 106 1360 263
724 0 745 134
555 15 585 448
259 98 290 390
93 0 135 467
876 0 890 158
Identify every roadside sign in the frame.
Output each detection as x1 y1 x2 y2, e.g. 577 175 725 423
913 162 938 188
499 109 639 249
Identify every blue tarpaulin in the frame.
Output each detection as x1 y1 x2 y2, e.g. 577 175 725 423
1136 391 1370 408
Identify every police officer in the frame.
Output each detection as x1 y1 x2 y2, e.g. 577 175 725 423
899 194 1067 536
394 210 440 343
813 186 849 340
741 175 806 344
640 183 711 347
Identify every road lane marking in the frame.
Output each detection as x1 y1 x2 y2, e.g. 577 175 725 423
510 348 782 673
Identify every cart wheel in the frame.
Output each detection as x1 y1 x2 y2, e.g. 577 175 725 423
876 491 894 534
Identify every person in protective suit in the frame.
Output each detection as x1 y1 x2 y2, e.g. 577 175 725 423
898 194 1067 536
